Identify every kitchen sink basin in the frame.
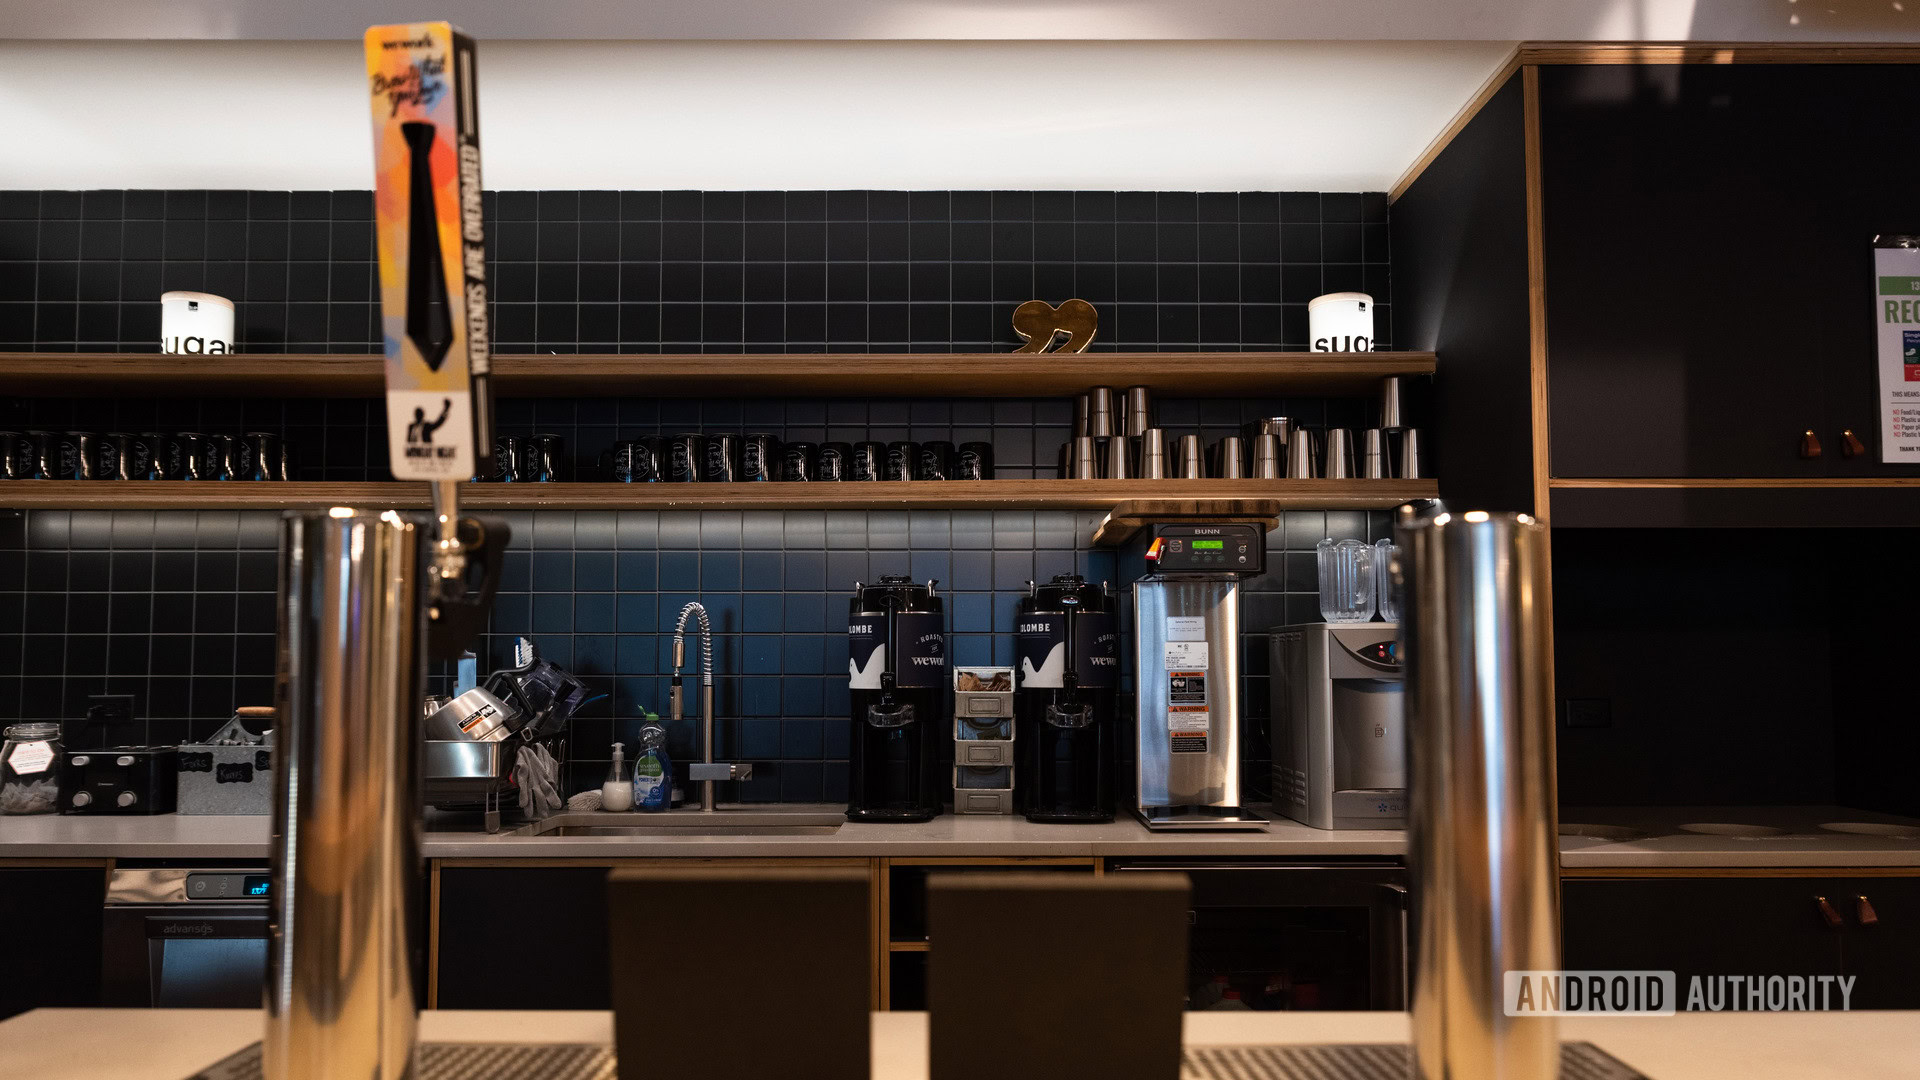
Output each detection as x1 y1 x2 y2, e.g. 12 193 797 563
511 810 844 836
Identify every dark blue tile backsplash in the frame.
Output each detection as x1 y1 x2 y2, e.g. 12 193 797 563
0 506 1393 802
0 188 1397 802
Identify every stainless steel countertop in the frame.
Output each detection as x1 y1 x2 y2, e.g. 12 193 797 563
3 804 1916 867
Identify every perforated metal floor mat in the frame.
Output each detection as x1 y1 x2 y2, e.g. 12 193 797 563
185 1041 614 1080
1183 1042 1648 1080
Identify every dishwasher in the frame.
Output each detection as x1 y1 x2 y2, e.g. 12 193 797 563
1107 860 1408 1011
101 867 270 1008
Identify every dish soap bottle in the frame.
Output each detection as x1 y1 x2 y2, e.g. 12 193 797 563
601 742 634 812
633 714 672 812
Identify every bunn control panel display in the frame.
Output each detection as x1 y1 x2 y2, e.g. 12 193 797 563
1134 523 1265 575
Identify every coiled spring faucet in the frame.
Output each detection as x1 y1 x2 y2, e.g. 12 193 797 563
672 601 749 811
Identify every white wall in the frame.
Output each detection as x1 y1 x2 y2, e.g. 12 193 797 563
0 40 1513 191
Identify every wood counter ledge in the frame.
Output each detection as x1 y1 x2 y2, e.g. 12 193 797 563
0 1008 1913 1080
4 810 1919 867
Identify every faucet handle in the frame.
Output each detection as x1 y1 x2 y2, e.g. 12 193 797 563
689 762 753 782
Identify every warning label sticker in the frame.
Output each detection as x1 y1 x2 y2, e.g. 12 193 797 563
1168 669 1209 756
1170 732 1209 754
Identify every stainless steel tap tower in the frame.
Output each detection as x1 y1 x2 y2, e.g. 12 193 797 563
265 510 428 1080
266 23 499 1079
1399 509 1561 1080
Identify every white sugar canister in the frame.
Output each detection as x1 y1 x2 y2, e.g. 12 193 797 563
1308 292 1373 353
160 291 235 355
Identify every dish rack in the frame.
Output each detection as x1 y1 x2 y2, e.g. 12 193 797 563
424 734 568 834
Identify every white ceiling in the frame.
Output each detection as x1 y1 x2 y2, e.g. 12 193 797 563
2 0 1912 192
0 40 1517 191
0 0 1916 40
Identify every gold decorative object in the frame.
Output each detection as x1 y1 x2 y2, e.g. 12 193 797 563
1011 299 1098 353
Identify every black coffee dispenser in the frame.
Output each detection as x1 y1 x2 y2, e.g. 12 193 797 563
1015 575 1120 822
847 577 945 822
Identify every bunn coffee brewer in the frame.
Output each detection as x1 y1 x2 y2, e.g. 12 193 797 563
847 577 946 822
1122 523 1269 830
1015 575 1120 822
1270 622 1406 829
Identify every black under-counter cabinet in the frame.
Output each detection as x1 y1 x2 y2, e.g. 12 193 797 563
1562 876 1920 1009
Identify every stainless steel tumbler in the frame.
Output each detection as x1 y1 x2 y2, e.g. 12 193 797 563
1124 386 1152 436
1174 435 1205 479
1287 430 1317 479
1066 436 1100 480
1251 434 1283 479
1324 428 1356 479
1104 434 1132 480
1087 387 1116 438
1380 376 1404 430
1401 509 1559 1080
1399 428 1424 480
1138 429 1169 480
1247 416 1293 446
1213 435 1246 479
1361 428 1388 479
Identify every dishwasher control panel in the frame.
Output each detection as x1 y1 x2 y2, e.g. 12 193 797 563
186 872 273 900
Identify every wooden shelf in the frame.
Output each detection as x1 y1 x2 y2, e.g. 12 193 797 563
0 478 1436 513
1551 477 1920 489
0 351 1434 399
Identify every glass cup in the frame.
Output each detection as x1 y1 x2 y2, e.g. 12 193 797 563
1374 537 1401 623
1316 537 1375 623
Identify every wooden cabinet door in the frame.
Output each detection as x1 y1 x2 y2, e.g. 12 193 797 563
1540 63 1920 479
1561 878 1845 999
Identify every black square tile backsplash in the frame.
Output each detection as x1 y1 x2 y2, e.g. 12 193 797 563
0 188 1389 354
1 187 1394 802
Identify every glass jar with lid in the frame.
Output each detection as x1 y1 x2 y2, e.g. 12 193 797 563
1 722 64 815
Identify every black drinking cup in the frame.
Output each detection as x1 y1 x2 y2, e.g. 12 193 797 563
884 441 918 481
740 433 779 482
139 433 183 480
0 432 30 480
704 432 741 482
240 433 280 481
850 441 884 482
957 441 994 480
179 433 227 480
523 434 569 482
780 441 818 482
604 438 665 483
816 441 852 482
489 434 523 481
70 432 115 480
668 433 705 483
105 433 153 480
915 440 956 481
218 434 255 482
